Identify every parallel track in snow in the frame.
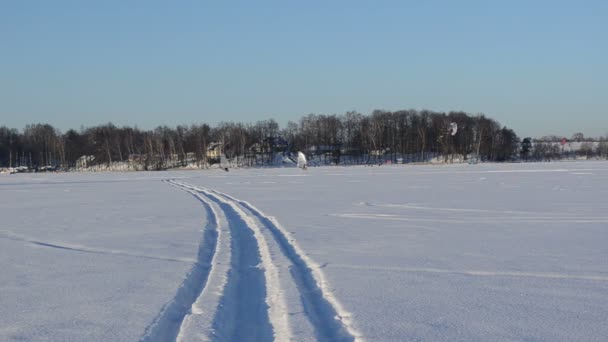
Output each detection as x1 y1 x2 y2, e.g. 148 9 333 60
141 180 222 342
141 179 361 342
210 188 362 341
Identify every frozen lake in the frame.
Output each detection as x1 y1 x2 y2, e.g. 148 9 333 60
1 161 607 341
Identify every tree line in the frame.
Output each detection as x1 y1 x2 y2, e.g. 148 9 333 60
0 109 579 171
519 133 608 161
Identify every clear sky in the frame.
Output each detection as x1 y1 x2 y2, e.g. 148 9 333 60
1 0 606 138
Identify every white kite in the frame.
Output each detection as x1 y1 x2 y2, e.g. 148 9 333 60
449 122 458 136
297 151 307 170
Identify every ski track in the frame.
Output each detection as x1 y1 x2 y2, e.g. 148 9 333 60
0 230 193 264
359 202 591 216
169 180 361 342
331 213 608 224
329 264 608 282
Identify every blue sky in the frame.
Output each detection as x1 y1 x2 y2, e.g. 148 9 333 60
1 0 606 138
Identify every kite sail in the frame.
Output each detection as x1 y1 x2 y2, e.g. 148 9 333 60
297 152 307 169
449 122 458 136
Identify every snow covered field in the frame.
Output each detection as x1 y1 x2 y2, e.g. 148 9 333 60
1 161 607 341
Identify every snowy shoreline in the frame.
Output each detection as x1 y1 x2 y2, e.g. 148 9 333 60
2 161 607 341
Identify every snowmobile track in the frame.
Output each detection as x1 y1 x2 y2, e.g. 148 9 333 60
141 180 221 342
210 189 361 342
169 180 285 341
166 180 361 341
142 179 362 341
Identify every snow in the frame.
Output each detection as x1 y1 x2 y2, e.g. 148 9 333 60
0 173 204 341
1 161 608 341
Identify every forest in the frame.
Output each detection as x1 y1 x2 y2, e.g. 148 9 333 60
1 109 602 171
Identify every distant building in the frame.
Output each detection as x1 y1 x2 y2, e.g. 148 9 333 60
531 140 601 159
207 142 222 160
